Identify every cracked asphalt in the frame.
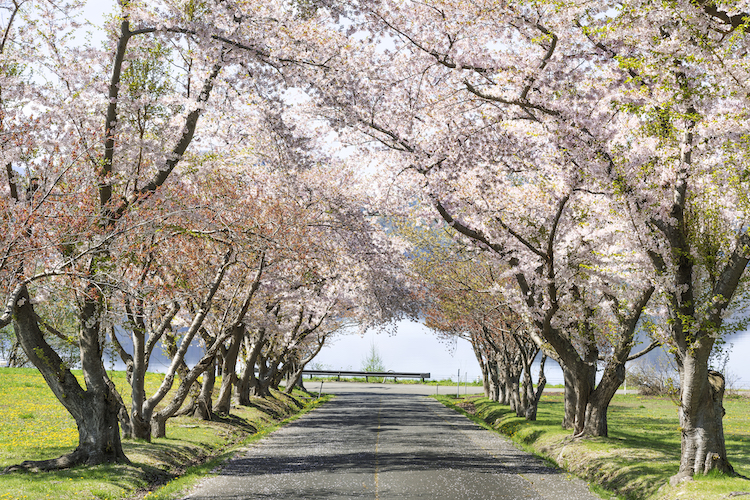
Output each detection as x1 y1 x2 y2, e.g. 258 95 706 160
182 383 600 500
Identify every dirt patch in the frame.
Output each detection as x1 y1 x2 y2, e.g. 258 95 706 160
455 401 477 414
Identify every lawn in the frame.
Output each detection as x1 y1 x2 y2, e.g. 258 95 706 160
0 367 327 500
437 392 750 500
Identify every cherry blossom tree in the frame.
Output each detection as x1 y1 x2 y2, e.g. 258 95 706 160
0 0 343 468
226 161 418 399
304 0 750 478
296 0 664 441
584 0 750 480
396 218 548 418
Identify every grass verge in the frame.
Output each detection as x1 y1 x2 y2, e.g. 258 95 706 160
435 392 750 500
0 368 331 500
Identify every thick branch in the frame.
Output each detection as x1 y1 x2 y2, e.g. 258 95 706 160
695 0 750 28
702 229 750 331
101 19 132 208
628 340 661 361
143 249 233 414
145 301 180 363
520 23 558 100
111 58 224 221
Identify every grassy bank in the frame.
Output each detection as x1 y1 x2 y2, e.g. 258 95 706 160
436 392 750 500
0 368 329 500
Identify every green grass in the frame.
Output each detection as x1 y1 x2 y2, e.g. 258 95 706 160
435 392 750 499
0 367 330 500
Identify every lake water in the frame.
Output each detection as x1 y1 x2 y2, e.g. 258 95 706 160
32 321 750 391
530 329 750 389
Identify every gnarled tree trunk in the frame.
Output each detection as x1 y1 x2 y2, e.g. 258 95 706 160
5 285 128 470
672 364 733 483
194 358 216 420
582 286 656 437
284 335 326 395
469 331 492 399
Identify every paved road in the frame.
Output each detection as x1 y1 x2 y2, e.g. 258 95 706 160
183 383 599 500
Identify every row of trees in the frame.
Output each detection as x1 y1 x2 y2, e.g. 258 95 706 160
287 0 750 483
0 0 414 470
2 0 750 487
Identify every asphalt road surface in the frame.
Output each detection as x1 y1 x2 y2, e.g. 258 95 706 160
183 383 599 500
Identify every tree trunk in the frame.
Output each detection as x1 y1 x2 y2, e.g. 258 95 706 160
151 413 167 440
194 358 216 421
178 356 216 420
560 361 596 435
523 354 546 421
149 309 236 438
151 353 214 438
501 345 524 417
582 285 656 437
470 334 491 398
251 355 273 398
237 328 265 405
571 362 596 436
561 365 576 430
582 362 623 437
515 334 542 421
213 324 244 415
507 371 522 417
481 367 491 399
284 336 326 395
6 338 20 367
496 360 508 405
129 324 151 440
6 285 128 470
486 358 499 401
285 369 306 394
284 362 303 394
671 363 733 484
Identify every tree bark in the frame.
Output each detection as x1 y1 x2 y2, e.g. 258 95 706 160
141 252 232 437
151 350 217 438
561 365 577 430
213 323 244 415
672 364 733 483
183 357 215 421
284 336 326 395
522 354 546 421
237 328 266 405
250 353 273 398
469 332 492 398
495 359 507 405
582 286 655 436
582 364 621 437
506 368 522 416
120 299 179 440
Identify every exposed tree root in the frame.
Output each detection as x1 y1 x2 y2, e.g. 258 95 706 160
3 447 130 473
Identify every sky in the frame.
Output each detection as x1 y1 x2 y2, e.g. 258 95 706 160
310 320 750 389
311 320 482 382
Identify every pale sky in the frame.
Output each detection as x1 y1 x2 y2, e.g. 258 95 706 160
312 320 483 383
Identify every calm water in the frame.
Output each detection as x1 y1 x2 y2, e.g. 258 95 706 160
532 329 750 389
6 324 749 390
